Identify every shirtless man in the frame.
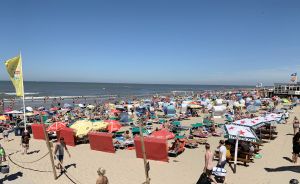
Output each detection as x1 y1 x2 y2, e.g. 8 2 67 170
204 144 217 184
96 167 109 184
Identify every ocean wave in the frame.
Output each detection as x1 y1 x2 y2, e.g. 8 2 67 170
4 92 39 95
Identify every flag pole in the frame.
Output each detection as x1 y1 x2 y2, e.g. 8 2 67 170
20 52 27 131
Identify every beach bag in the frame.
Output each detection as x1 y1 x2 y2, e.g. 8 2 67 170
212 167 227 177
0 165 9 174
196 173 211 184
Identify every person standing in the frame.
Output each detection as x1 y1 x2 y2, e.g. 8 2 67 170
217 140 227 168
203 144 217 184
21 130 31 155
292 132 300 163
2 128 9 142
96 167 109 184
54 137 71 173
0 144 6 165
293 117 299 135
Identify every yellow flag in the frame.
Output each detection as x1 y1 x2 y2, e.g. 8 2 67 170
5 55 24 97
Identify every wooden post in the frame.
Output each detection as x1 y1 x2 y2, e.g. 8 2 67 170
40 112 57 180
139 117 150 184
234 133 240 174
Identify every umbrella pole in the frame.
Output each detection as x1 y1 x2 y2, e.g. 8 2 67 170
40 112 57 180
234 134 240 174
139 117 150 184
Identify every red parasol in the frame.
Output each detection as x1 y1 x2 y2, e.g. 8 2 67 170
150 128 175 140
105 120 122 133
46 122 67 132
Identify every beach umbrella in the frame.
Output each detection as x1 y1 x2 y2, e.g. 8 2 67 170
150 128 175 140
5 110 22 114
105 120 122 133
46 122 67 132
233 118 265 130
0 115 9 121
70 120 93 138
4 108 13 113
63 103 72 108
50 107 59 111
25 106 33 112
38 107 45 111
25 112 35 116
92 121 108 131
224 124 259 142
87 105 95 109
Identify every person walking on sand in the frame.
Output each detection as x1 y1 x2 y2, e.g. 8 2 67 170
96 167 109 184
54 137 71 173
21 130 31 155
292 131 300 163
217 140 227 168
293 117 299 135
203 144 217 184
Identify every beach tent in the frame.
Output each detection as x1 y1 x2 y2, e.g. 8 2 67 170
88 132 115 153
47 122 67 132
224 124 259 142
254 100 262 106
246 105 259 113
105 120 122 133
216 99 223 106
134 136 169 162
150 129 175 140
213 106 226 118
166 105 176 117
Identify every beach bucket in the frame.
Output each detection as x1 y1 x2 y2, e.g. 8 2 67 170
254 154 262 159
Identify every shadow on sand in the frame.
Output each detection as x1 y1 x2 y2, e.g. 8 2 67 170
0 172 23 183
265 166 300 173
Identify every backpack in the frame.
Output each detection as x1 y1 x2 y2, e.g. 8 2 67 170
196 173 211 184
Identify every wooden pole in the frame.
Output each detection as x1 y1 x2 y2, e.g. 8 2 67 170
234 134 240 174
40 112 57 180
139 117 150 184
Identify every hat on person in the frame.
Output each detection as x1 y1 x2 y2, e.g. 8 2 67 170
97 167 106 176
219 140 225 145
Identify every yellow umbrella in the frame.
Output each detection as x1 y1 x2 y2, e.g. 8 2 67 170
92 121 108 131
70 120 93 138
0 115 8 121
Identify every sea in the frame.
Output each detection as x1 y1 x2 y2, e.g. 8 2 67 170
0 81 254 109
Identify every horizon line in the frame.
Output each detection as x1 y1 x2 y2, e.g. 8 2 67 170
0 80 259 87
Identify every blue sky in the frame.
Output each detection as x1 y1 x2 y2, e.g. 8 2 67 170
0 0 299 85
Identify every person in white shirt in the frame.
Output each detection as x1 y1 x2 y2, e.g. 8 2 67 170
217 140 227 168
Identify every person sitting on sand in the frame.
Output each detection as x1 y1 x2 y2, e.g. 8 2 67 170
123 130 132 140
96 167 109 184
169 138 181 153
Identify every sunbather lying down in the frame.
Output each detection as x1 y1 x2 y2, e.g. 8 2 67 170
168 139 185 156
191 127 209 138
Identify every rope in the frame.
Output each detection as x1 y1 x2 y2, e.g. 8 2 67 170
11 152 50 164
8 155 52 173
62 169 84 184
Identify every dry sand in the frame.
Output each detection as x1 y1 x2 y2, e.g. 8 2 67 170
1 107 300 184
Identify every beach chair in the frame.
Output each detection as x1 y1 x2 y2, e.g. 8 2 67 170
168 139 186 157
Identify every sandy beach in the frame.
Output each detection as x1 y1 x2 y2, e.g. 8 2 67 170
0 105 298 184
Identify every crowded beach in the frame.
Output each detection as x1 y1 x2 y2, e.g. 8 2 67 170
0 89 299 184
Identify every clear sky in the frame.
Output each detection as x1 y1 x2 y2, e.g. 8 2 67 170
0 0 299 85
